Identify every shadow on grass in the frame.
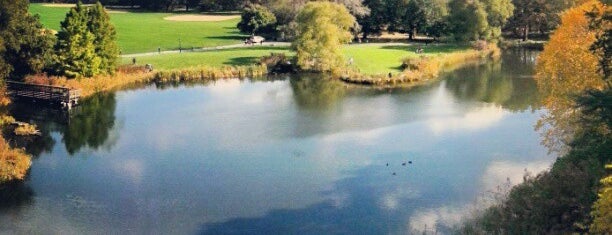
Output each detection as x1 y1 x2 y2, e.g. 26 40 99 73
223 56 260 66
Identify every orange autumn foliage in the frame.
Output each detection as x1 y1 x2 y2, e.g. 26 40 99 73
536 0 605 110
535 0 606 151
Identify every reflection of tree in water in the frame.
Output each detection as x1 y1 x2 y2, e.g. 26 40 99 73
444 49 541 112
62 93 117 155
0 180 33 211
290 74 347 111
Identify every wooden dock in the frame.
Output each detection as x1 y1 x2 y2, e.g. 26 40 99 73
6 81 81 109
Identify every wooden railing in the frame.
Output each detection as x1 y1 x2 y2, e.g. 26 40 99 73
6 81 80 108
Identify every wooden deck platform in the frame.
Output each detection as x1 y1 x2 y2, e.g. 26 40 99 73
6 81 81 109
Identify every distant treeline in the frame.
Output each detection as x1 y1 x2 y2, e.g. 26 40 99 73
30 0 244 11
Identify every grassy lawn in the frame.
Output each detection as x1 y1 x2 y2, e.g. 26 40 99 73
29 4 245 54
121 44 471 74
122 46 293 70
343 44 470 75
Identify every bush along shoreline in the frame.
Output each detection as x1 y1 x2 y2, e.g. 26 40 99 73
339 42 501 87
25 64 269 98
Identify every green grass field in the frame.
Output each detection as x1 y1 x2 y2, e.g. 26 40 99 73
122 46 293 69
122 44 470 74
343 44 470 75
29 4 245 54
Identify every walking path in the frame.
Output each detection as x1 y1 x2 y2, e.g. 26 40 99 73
120 42 291 58
120 42 419 58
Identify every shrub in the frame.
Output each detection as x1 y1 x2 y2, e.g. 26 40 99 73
0 136 31 182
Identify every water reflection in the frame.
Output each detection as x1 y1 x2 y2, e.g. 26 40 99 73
444 49 541 112
62 93 118 154
1 49 550 234
0 180 33 211
290 75 347 111
9 93 118 156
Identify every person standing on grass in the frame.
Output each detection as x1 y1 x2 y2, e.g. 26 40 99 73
132 57 136 65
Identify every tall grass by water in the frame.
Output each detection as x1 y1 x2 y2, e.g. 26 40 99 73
25 64 268 98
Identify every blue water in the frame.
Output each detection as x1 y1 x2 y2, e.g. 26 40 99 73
0 49 549 234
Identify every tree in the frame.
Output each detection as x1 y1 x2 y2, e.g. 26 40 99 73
505 0 583 40
331 0 370 18
54 1 119 78
448 0 489 41
358 0 386 39
237 4 277 35
591 166 612 234
403 0 427 40
88 2 119 75
535 0 604 151
481 0 514 39
293 2 355 73
0 0 55 80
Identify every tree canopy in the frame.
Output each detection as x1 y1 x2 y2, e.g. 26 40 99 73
293 2 355 73
237 4 277 35
0 0 54 80
53 1 119 78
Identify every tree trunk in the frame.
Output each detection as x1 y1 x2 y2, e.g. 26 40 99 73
523 25 529 41
408 30 414 41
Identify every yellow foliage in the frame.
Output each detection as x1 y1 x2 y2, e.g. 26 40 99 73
536 0 604 110
0 135 31 182
590 165 612 234
534 0 606 152
293 2 356 73
14 123 39 136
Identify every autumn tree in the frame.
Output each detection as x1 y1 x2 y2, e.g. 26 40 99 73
0 0 55 80
293 2 355 73
535 0 605 151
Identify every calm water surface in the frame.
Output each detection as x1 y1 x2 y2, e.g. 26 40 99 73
1 50 548 234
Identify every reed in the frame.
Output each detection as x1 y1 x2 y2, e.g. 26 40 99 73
25 64 268 98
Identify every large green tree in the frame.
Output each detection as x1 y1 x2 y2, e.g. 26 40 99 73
54 2 100 78
505 0 579 40
54 1 118 78
293 2 355 73
237 4 277 35
358 0 386 39
448 0 513 41
0 0 54 80
448 0 489 41
481 0 514 39
88 2 119 75
403 0 427 40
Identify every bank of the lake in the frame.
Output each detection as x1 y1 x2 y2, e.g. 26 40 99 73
27 43 496 98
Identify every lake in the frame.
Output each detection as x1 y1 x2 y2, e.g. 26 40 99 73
0 49 550 234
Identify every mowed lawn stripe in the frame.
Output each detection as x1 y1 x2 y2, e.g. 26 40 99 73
121 44 470 74
29 4 246 54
